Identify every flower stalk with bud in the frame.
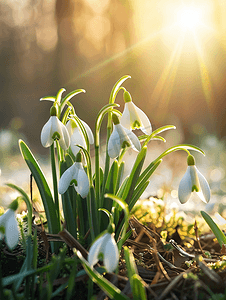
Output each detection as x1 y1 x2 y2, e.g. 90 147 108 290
178 154 211 204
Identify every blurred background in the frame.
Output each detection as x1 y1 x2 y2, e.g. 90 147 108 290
1 0 226 212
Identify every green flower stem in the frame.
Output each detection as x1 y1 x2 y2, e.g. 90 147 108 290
142 125 176 147
50 143 60 221
99 75 130 207
104 194 129 251
87 191 96 241
94 104 120 210
95 143 101 210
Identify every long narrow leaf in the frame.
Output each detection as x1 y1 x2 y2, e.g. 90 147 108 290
201 211 226 247
132 274 147 300
129 181 150 211
19 140 61 252
122 146 147 203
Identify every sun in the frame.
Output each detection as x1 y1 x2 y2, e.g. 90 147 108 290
176 6 202 31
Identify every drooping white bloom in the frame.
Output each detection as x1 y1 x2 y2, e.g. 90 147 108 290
66 118 94 157
41 114 70 150
0 200 19 249
88 232 119 273
178 155 211 204
108 114 141 159
58 159 89 198
120 91 152 135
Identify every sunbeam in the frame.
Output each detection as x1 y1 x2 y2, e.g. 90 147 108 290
66 24 176 86
151 35 185 120
192 30 215 124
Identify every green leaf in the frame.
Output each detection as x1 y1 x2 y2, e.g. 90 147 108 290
105 194 129 214
131 274 147 300
129 181 150 211
117 230 132 250
124 246 138 281
19 140 61 252
76 250 129 300
124 247 147 300
201 211 226 247
116 176 129 198
136 159 162 190
105 160 119 195
122 146 147 203
115 161 125 194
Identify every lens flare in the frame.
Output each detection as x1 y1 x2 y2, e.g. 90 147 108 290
176 7 201 31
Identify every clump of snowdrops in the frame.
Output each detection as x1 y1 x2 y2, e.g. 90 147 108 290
1 76 219 299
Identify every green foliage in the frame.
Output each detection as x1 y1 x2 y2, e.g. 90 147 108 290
201 211 226 247
1 75 211 299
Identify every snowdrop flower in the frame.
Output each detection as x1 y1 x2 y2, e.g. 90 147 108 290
108 114 141 159
0 200 19 249
178 155 211 204
41 106 70 150
88 227 119 272
58 152 89 198
120 91 152 135
66 118 94 157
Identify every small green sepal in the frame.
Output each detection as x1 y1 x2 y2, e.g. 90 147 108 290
8 199 18 211
75 152 82 163
50 105 57 116
112 114 120 125
107 223 115 234
187 154 195 166
123 91 132 103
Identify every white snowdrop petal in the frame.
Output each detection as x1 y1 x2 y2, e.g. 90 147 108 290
41 118 54 147
5 211 19 249
59 121 70 150
108 128 121 159
51 116 60 134
196 167 211 203
76 168 90 198
0 210 8 226
81 120 94 144
178 167 192 204
66 120 75 137
70 127 86 157
120 103 131 130
58 164 76 194
134 104 152 135
104 234 119 272
88 234 106 267
124 127 141 152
